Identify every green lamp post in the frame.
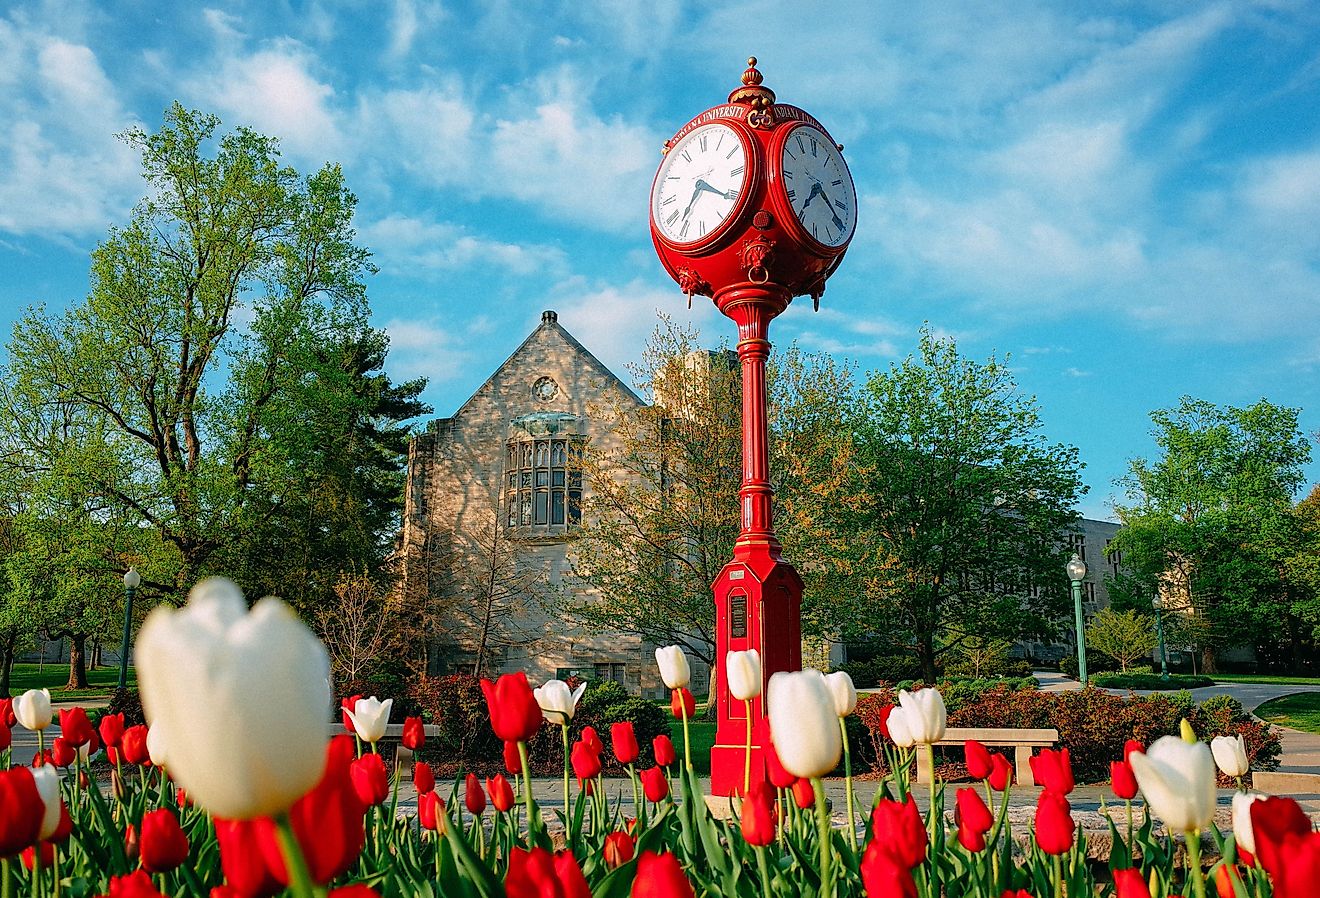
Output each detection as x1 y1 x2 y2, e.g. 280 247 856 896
117 566 141 690
1067 553 1088 686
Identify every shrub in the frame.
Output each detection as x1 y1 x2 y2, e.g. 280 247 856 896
1060 650 1117 680
1092 672 1214 690
838 654 921 687
104 688 146 727
407 674 501 774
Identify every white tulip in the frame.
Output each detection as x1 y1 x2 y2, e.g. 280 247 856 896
14 688 52 731
655 645 691 689
886 706 916 748
1232 792 1264 856
766 669 842 779
136 576 332 820
534 679 588 725
1211 734 1249 778
147 724 168 768
31 764 62 840
824 671 857 717
346 696 393 744
1129 735 1216 833
726 650 762 701
897 688 946 744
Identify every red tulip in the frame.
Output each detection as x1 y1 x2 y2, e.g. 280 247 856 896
1001 891 1033 898
653 735 676 768
631 851 696 898
121 725 151 766
465 773 486 815
413 761 435 795
402 716 426 751
1251 796 1314 887
49 805 72 844
792 777 814 810
860 841 917 898
340 696 363 734
214 820 282 898
50 737 76 768
0 767 44 858
328 888 383 898
99 713 125 748
989 754 1014 791
1034 790 1075 855
554 851 593 898
740 780 777 847
486 774 514 812
956 787 994 852
350 753 389 806
755 718 796 789
21 842 55 870
611 722 640 765
581 726 604 755
124 823 140 863
0 698 14 728
86 731 101 757
870 796 927 868
418 790 443 831
1029 748 1074 795
264 735 367 885
0 725 10 752
58 707 94 747
965 740 993 780
505 847 592 898
504 740 524 775
571 739 602 781
1110 759 1138 800
140 808 189 873
480 673 543 743
604 830 635 868
1124 739 1144 759
1213 864 1240 898
640 766 669 802
1113 867 1151 898
106 870 167 898
875 703 895 739
670 688 696 719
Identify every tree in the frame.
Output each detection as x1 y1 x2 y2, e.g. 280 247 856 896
843 328 1085 682
1 104 386 603
317 571 400 684
1111 397 1311 672
1085 608 1159 672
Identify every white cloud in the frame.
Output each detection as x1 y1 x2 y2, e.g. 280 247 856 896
360 214 569 277
382 316 476 385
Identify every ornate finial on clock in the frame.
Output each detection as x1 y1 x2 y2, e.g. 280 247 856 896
729 56 775 107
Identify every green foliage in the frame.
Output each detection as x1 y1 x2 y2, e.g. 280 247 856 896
1091 672 1214 689
837 654 921 687
844 327 1085 680
1085 607 1160 672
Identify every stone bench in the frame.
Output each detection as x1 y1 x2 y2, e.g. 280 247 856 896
913 726 1060 787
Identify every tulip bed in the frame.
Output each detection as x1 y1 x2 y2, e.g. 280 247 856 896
0 578 1316 898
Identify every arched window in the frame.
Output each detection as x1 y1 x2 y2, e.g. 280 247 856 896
505 436 584 532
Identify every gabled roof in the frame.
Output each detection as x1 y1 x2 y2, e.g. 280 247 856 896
448 310 644 421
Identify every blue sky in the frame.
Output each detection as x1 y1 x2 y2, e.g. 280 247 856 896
2 1 1319 521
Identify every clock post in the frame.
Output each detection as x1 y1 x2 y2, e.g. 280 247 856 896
648 59 856 796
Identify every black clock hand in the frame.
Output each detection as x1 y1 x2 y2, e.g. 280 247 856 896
800 182 823 212
818 189 846 230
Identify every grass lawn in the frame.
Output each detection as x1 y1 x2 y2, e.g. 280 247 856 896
1255 693 1320 733
7 663 136 701
669 719 717 775
1210 673 1320 686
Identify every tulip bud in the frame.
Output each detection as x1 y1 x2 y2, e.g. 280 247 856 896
340 696 363 734
766 670 841 779
671 687 696 719
824 671 857 717
0 698 12 728
50 738 75 768
870 796 927 868
14 689 52 731
147 725 169 768
655 646 691 689
1114 867 1152 898
413 761 436 795
465 773 486 815
740 780 777 847
1213 864 1240 898
965 740 992 781
755 717 797 789
504 740 523 775
1181 718 1198 743
122 725 151 766
140 807 190 873
861 841 918 898
480 674 542 743
897 688 946 744
99 713 126 748
1111 759 1139 800
726 650 762 701
1129 735 1216 834
346 697 393 745
603 830 634 868
1034 790 1075 855
350 754 389 806
580 726 604 755
611 722 640 766
886 707 915 748
136 577 332 820
418 790 443 832
0 767 44 857
1030 748 1074 795
640 766 669 803
792 777 814 809
989 753 1014 791
533 679 587 726
653 734 677 768
571 739 602 781
58 707 94 747
633 851 696 898
1211 735 1249 778
1232 792 1264 856
486 774 514 813
402 717 426 751
21 843 55 871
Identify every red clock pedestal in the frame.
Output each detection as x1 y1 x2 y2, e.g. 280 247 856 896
707 283 804 796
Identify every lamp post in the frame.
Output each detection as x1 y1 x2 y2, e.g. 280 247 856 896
117 566 141 690
1153 593 1170 681
1067 553 1088 686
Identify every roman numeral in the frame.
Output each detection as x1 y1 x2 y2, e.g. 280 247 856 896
716 133 724 150
834 199 846 210
728 189 739 200
796 136 804 153
810 138 818 157
699 134 708 151
680 220 690 238
730 165 744 177
831 179 842 186
812 222 818 237
661 195 676 205
726 147 737 159
699 221 707 237
666 210 679 225
783 170 794 179
786 189 796 200
682 150 691 163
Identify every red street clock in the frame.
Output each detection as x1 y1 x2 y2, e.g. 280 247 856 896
648 58 857 796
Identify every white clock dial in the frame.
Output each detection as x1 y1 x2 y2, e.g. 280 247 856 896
651 123 749 245
779 125 856 249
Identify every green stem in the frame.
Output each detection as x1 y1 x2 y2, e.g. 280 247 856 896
839 716 857 852
517 741 537 833
679 691 693 774
744 699 753 797
0 856 9 898
925 742 937 842
561 724 570 823
628 763 641 823
812 777 833 898
1187 830 1207 898
274 814 318 898
1053 854 1063 898
756 844 774 898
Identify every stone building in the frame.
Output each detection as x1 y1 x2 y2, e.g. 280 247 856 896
396 310 694 694
1016 516 1125 662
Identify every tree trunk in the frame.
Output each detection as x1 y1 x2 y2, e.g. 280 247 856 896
65 633 89 689
1201 644 1217 675
917 636 938 684
0 629 16 698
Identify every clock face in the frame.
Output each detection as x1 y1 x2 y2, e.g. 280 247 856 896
651 123 751 246
778 124 856 249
